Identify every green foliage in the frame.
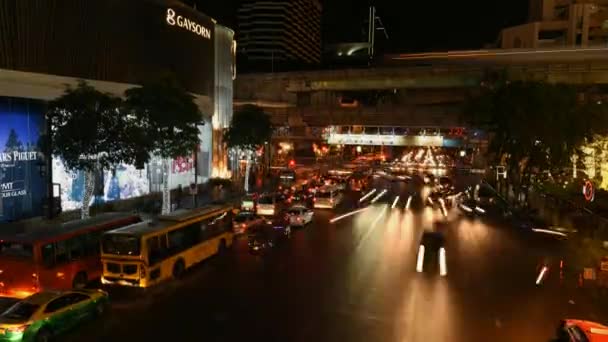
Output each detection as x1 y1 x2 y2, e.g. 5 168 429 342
224 105 272 150
464 81 607 172
47 81 133 172
124 75 201 159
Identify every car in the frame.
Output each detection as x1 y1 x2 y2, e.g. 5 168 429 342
0 289 108 342
263 213 292 238
233 211 264 234
289 191 314 207
416 231 447 276
247 223 290 254
554 319 608 341
458 197 486 217
240 194 257 211
287 205 314 227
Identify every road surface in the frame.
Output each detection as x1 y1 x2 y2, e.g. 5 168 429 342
64 174 607 342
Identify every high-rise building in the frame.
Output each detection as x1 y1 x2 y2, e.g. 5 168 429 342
501 0 608 48
237 0 322 72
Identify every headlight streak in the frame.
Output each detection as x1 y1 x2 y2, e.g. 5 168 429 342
416 245 425 272
329 207 370 224
391 196 400 209
531 228 567 237
359 189 377 202
405 196 412 210
474 206 485 214
536 266 548 285
439 198 448 218
439 247 447 276
354 205 388 252
459 204 473 213
371 189 387 203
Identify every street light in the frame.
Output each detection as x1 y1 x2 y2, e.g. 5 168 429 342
459 150 466 157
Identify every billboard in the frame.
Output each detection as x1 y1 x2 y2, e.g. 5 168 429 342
53 147 205 210
0 98 46 222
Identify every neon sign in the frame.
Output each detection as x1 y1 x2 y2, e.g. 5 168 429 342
166 8 211 39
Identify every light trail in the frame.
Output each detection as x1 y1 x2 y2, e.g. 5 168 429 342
439 247 447 276
359 189 377 202
405 195 412 210
416 245 425 272
536 266 548 285
371 206 387 226
329 207 370 224
532 228 567 237
370 189 387 203
391 196 400 209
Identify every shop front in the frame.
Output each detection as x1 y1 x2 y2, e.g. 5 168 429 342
0 0 235 222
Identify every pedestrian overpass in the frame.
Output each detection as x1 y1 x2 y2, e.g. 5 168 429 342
324 125 480 147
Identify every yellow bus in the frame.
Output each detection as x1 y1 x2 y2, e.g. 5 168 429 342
99 205 234 288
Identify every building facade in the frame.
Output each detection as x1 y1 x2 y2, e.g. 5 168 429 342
0 0 235 222
236 0 322 71
501 0 608 48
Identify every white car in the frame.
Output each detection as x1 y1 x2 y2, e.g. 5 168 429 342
287 205 314 227
233 211 265 234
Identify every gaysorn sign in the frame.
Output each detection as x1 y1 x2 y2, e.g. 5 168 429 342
166 8 212 39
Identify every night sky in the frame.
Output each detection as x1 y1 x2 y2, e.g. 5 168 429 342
184 0 530 53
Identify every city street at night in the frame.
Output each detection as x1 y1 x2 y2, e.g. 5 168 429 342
62 175 605 342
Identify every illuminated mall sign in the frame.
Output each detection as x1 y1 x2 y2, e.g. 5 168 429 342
166 8 212 39
327 133 446 147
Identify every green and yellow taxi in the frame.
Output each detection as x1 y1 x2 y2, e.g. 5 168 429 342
0 289 108 342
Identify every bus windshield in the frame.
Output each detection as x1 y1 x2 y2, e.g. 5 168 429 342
258 196 274 205
102 234 140 256
0 241 33 259
316 191 332 199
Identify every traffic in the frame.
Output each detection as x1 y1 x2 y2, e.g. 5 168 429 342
0 153 602 342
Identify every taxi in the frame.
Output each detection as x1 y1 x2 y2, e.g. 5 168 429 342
0 289 108 342
555 319 608 341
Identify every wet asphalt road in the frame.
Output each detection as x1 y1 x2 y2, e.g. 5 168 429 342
63 174 608 342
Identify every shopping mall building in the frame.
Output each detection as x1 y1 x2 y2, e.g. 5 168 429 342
0 0 236 222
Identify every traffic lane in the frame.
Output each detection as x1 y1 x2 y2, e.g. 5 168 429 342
64 192 597 341
328 204 591 342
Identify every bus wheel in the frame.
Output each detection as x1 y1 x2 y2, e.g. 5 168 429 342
172 259 185 279
72 272 88 289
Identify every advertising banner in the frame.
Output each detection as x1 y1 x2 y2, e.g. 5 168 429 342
0 98 46 223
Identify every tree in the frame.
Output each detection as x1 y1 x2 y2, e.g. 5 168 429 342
224 105 272 192
124 76 201 214
47 81 138 219
464 81 607 200
4 129 23 152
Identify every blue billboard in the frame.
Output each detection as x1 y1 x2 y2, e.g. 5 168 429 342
0 97 47 222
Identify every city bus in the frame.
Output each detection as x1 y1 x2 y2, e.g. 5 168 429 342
100 205 233 288
0 212 141 298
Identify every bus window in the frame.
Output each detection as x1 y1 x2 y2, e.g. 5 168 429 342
0 242 33 259
168 224 200 254
67 236 85 260
146 236 168 266
55 240 69 264
83 230 102 256
41 243 55 267
102 234 140 256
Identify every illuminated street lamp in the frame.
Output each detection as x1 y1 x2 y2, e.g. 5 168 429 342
459 150 466 157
